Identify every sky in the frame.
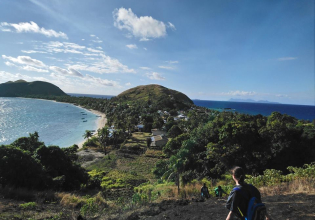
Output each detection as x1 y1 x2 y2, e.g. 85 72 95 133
0 0 314 105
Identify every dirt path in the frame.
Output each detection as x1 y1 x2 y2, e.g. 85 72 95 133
138 193 315 220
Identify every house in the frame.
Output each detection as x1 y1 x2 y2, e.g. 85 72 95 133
151 129 167 136
151 134 168 148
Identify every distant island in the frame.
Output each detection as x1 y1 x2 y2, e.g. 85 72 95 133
229 98 280 104
0 80 68 97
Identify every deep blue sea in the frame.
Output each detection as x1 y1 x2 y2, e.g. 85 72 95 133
68 93 114 99
193 100 315 121
0 97 99 147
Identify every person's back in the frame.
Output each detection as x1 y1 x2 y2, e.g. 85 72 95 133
225 166 272 220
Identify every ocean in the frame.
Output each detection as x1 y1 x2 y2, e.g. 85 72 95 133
0 97 99 147
193 100 315 121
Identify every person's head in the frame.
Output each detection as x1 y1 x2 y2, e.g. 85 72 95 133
218 186 221 189
231 166 245 185
203 183 206 187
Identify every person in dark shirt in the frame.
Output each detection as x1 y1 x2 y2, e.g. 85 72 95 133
225 166 272 220
201 183 210 199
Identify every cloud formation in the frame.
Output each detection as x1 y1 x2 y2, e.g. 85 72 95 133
277 57 297 61
126 44 138 49
2 55 46 67
113 8 172 41
85 74 118 86
224 90 257 96
0 21 68 39
68 54 135 74
49 66 83 77
146 72 165 80
159 66 174 70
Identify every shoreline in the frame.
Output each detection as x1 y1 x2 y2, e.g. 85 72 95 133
16 97 107 149
76 108 107 149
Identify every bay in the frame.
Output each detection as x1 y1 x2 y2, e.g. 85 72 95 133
0 97 98 147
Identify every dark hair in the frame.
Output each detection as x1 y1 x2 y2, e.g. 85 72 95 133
218 186 221 189
231 166 245 185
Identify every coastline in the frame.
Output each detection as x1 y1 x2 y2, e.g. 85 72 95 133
76 108 107 149
15 97 107 148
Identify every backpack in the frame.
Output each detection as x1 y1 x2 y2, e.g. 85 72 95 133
233 185 267 220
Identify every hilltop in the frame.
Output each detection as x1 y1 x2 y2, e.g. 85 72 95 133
0 80 67 97
113 84 193 109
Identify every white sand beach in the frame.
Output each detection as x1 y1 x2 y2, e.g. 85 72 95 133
77 108 107 149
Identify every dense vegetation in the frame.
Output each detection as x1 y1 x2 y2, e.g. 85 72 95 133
0 132 88 190
154 111 315 186
0 80 67 97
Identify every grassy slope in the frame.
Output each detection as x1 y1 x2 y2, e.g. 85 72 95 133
86 132 162 186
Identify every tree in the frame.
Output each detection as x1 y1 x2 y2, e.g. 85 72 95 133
168 125 183 138
0 146 49 189
83 130 93 143
98 127 110 155
146 137 152 149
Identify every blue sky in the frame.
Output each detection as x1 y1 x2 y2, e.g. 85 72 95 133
0 0 314 105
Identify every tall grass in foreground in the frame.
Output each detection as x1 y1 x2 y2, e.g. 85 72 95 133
133 163 315 203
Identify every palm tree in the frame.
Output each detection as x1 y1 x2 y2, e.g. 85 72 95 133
98 127 110 154
83 130 93 144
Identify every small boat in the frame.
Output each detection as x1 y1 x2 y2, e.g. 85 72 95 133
83 120 87 122
81 118 85 119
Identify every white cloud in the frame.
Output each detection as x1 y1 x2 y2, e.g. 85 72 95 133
91 40 103 43
143 47 147 51
87 48 103 53
166 60 179 64
125 82 131 86
223 91 257 96
113 8 168 41
96 47 103 50
21 50 47 54
140 67 151 70
277 57 297 61
85 74 118 87
159 66 174 70
2 55 46 67
126 44 138 49
146 72 165 80
49 66 83 77
90 34 96 37
0 21 68 39
63 42 86 50
5 61 17 67
68 54 135 74
22 65 49 73
167 22 176 30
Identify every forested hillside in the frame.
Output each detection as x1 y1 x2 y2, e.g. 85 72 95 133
0 80 67 97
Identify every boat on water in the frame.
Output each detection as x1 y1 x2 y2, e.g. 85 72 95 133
83 120 87 122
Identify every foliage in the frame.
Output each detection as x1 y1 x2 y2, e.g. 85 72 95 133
19 202 37 210
0 132 89 191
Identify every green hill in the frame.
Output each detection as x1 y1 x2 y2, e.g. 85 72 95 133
0 80 68 97
114 84 193 109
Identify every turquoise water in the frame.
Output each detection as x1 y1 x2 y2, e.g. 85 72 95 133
0 97 99 147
